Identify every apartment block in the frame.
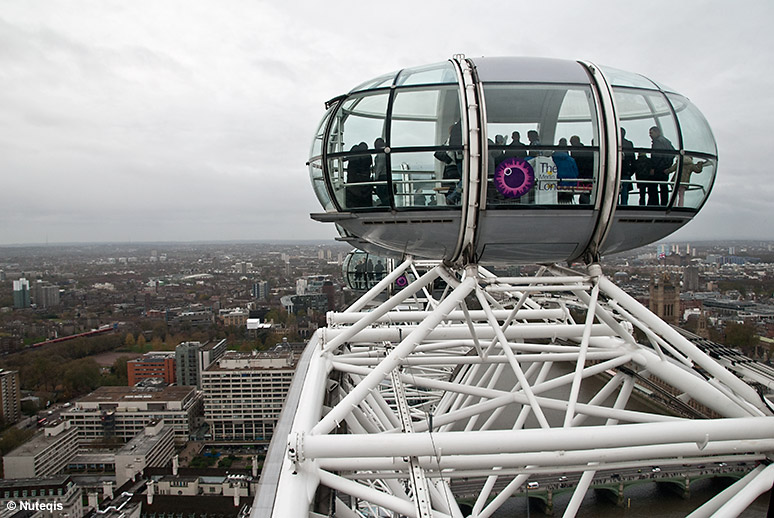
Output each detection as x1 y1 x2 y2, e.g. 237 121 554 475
201 351 296 441
0 369 21 425
175 339 228 388
3 420 79 479
127 352 176 386
114 420 175 487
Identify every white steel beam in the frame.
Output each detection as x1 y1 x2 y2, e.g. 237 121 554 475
312 275 477 436
687 463 774 518
302 417 774 459
599 275 769 413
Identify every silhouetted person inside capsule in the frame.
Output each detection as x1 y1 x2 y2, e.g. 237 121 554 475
620 128 636 205
373 137 389 207
374 259 385 280
346 142 373 208
649 126 675 206
353 259 365 289
505 131 527 160
570 135 594 204
434 120 463 204
634 152 653 206
365 258 374 287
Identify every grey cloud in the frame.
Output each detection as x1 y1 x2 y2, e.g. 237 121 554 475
1 1 773 245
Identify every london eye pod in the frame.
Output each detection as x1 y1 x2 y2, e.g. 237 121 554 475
308 55 718 265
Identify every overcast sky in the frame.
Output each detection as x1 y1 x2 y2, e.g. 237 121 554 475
1 1 773 246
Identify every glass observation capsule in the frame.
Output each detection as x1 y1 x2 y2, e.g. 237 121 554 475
341 249 390 291
308 56 717 264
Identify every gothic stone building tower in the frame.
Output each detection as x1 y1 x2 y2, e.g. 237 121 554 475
650 272 681 326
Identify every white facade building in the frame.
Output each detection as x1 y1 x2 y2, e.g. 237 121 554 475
114 420 175 487
3 420 79 479
65 385 203 445
201 351 296 441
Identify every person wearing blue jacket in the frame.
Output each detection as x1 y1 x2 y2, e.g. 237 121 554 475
552 138 578 204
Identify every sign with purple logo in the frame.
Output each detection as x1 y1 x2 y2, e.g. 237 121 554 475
494 158 534 198
395 275 408 288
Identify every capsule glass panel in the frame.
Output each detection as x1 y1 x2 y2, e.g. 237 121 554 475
483 84 599 206
350 71 397 93
390 86 462 148
326 94 389 211
671 155 716 209
310 157 333 211
311 106 333 158
395 61 458 87
328 93 389 155
599 65 659 89
667 94 717 155
309 107 335 211
342 250 390 291
613 89 679 149
391 151 464 208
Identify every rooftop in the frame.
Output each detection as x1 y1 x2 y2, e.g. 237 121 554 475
116 424 173 457
4 424 76 457
129 495 248 517
0 476 73 490
205 350 297 372
130 352 176 361
75 385 195 404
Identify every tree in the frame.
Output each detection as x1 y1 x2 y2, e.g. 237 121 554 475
0 427 34 457
150 336 165 350
124 333 136 347
112 356 130 384
724 321 760 356
61 359 101 398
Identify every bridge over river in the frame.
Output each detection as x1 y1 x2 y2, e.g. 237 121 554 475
452 461 758 515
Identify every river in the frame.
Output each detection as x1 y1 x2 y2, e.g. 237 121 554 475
491 479 771 516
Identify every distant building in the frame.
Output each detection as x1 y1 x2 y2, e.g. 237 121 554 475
246 319 272 338
175 340 228 389
32 281 60 308
172 307 215 327
321 281 336 311
0 369 21 425
252 280 270 300
684 266 700 292
0 476 82 518
3 420 79 479
114 420 175 487
220 308 249 328
281 293 329 315
154 473 252 500
201 350 297 441
65 385 203 445
650 273 681 326
12 278 30 309
127 352 176 386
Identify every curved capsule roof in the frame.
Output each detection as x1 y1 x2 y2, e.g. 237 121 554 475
309 56 717 265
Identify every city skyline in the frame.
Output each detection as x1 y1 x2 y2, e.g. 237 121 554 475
1 2 773 245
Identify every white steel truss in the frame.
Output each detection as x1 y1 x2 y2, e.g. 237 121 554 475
261 259 774 518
